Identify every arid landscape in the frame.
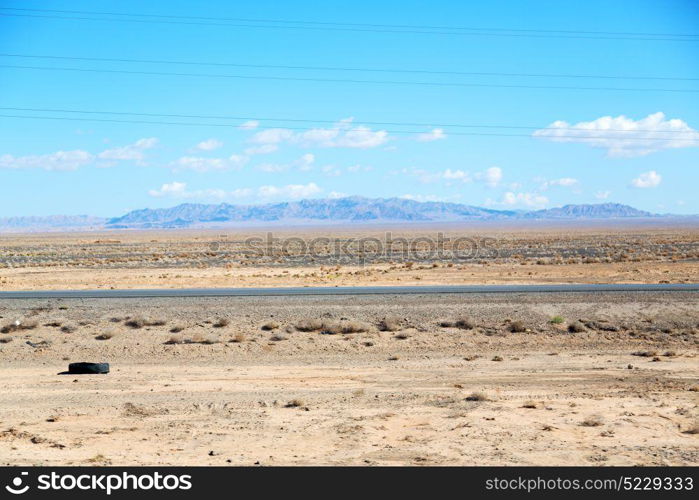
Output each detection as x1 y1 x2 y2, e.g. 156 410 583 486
0 289 697 466
1 224 697 290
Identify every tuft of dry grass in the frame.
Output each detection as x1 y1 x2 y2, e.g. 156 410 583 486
463 354 480 361
269 334 287 342
261 321 280 331
568 321 586 333
581 415 605 427
125 317 166 329
465 392 489 402
378 316 402 332
0 336 13 343
394 331 410 340
212 318 230 328
165 334 184 345
230 333 247 343
340 321 371 334
169 325 185 333
60 324 77 333
491 355 504 362
95 330 117 340
1 320 38 334
455 317 475 330
285 399 304 408
522 400 539 409
295 319 324 332
632 350 658 357
509 321 526 333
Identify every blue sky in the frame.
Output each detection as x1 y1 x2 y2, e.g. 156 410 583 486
0 0 698 217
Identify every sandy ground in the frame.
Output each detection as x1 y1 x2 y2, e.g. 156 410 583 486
1 226 697 290
0 292 696 465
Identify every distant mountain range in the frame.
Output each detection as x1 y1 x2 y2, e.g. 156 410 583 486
0 197 686 232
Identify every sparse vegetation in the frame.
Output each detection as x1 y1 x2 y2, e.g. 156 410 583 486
581 415 605 427
95 330 117 340
295 319 324 332
509 321 526 333
285 399 304 408
491 355 504 362
261 321 280 331
169 325 185 333
230 333 247 343
0 336 13 343
465 392 489 402
212 318 230 328
568 321 586 333
378 316 402 332
1 320 38 334
550 316 565 324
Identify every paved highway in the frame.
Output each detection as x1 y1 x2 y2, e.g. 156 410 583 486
0 283 696 299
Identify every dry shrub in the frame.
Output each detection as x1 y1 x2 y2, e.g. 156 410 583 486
683 420 699 435
509 321 526 333
522 400 539 409
270 334 287 342
60 324 77 333
394 331 410 340
0 336 13 343
44 321 62 327
230 333 247 343
95 330 117 340
125 317 166 329
465 392 489 402
212 318 230 328
320 320 370 335
463 354 480 361
295 319 324 332
169 325 185 333
166 334 184 344
568 321 586 333
632 350 658 357
491 355 504 362
1 320 38 334
285 399 304 408
341 321 370 334
261 321 280 331
581 415 605 427
388 355 399 361
378 316 402 332
189 333 219 344
455 317 475 330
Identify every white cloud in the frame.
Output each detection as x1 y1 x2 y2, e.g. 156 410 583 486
258 182 322 199
194 138 223 151
475 166 502 187
442 169 471 182
400 194 446 202
631 170 662 188
416 128 446 142
148 181 188 198
533 112 699 157
595 190 611 200
0 150 94 171
148 182 252 200
296 153 315 171
494 191 549 208
247 119 389 150
245 144 278 155
541 177 579 190
239 120 259 130
172 154 248 172
98 137 158 162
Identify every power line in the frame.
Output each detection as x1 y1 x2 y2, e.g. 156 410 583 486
2 64 697 93
1 106 696 136
1 53 696 82
1 8 697 42
0 113 696 142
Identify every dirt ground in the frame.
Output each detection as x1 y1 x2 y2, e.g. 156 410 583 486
0 292 696 466
1 225 697 290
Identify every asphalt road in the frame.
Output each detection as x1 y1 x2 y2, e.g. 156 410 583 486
0 283 697 299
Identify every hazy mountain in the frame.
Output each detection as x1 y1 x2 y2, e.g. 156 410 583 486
0 198 673 232
0 215 107 232
106 197 515 228
525 203 655 219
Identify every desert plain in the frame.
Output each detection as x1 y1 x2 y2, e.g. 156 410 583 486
0 224 697 465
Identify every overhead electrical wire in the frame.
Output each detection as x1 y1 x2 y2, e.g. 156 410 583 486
1 64 696 93
0 112 696 142
0 7 698 41
0 106 696 136
0 53 696 82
